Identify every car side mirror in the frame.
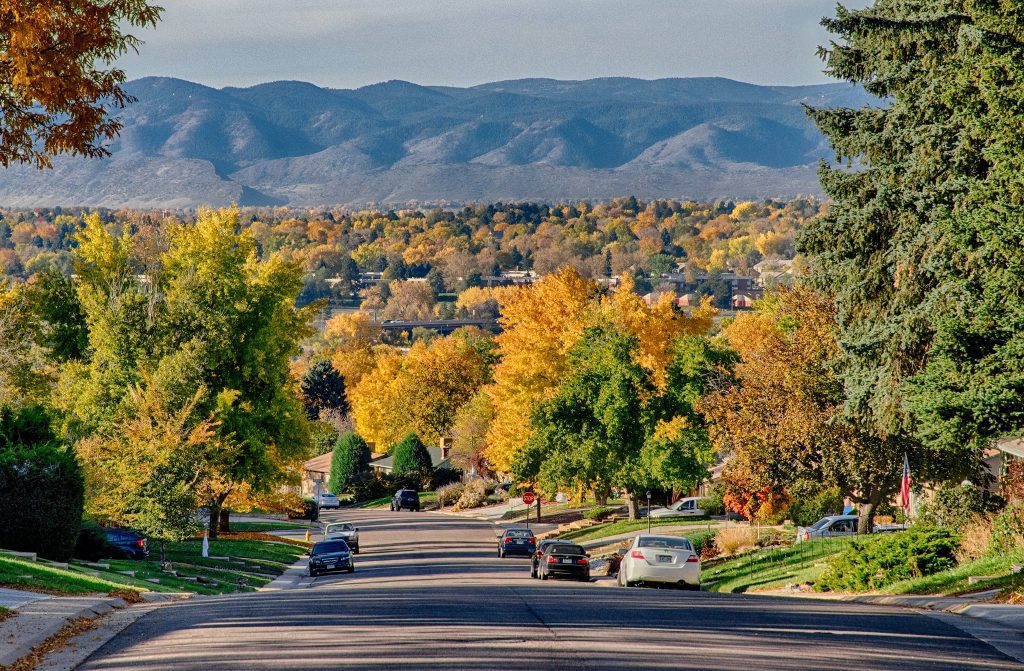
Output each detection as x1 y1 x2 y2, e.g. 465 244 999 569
303 552 310 557
617 548 628 556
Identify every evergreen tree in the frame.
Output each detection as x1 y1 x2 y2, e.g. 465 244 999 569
392 433 433 477
301 359 347 420
331 432 371 492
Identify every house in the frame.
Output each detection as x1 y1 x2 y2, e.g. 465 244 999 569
985 438 1024 494
732 294 756 309
299 452 332 497
369 443 453 474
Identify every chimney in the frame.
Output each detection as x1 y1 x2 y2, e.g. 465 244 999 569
440 436 452 459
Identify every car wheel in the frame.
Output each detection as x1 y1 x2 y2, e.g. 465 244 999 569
348 565 355 573
390 504 395 511
309 569 318 578
498 550 504 558
540 570 548 581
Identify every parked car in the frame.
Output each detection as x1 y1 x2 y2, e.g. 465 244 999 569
391 489 421 512
307 539 354 577
796 515 858 543
649 496 705 519
498 528 536 558
103 529 149 559
617 535 700 590
538 543 590 582
530 539 576 578
317 492 341 509
323 521 360 553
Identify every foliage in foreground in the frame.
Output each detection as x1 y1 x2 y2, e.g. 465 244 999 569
817 527 959 593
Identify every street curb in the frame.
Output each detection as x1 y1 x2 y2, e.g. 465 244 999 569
0 597 127 667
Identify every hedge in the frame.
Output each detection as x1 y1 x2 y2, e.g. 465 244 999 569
817 526 959 593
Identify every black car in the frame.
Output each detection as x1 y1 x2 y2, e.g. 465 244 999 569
307 539 355 577
498 528 536 558
104 529 149 559
530 539 575 578
391 489 420 512
538 543 590 582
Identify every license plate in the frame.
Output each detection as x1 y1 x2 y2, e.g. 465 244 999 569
561 558 574 564
657 555 673 563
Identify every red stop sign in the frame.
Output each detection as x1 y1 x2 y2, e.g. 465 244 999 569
522 491 536 505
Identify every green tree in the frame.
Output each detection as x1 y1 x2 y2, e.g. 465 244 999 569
331 432 371 492
0 405 84 561
301 359 347 420
516 324 721 518
800 1 984 491
392 432 433 478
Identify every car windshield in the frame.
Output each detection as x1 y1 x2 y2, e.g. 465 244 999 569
312 541 349 555
549 544 585 556
326 523 354 533
637 537 694 551
504 529 534 538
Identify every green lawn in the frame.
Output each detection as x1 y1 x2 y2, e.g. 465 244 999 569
229 521 310 533
0 555 146 595
702 537 853 593
0 537 307 597
556 517 713 543
883 549 1024 596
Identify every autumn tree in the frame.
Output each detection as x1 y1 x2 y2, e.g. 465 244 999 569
60 209 317 537
450 391 494 477
0 1 162 167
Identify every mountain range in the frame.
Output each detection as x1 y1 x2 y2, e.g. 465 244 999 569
0 77 874 208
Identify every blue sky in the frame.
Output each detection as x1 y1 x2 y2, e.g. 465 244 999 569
118 0 872 89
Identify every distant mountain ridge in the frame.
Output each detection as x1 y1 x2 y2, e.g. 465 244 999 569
0 76 874 208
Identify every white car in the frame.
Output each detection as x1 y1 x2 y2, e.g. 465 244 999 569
323 521 360 553
617 535 700 590
317 492 341 509
649 496 705 518
795 514 858 543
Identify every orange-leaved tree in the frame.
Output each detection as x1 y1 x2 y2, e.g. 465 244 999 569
0 1 162 167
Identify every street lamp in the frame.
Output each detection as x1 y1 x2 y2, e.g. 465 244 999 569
646 491 652 534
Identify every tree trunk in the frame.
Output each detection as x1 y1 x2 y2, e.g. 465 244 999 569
208 492 230 539
857 488 885 534
219 508 231 533
626 490 640 520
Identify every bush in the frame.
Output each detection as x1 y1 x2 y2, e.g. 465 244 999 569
350 472 392 503
429 467 463 490
956 515 995 563
453 479 488 511
788 487 845 527
287 498 319 521
74 522 125 561
989 504 1024 556
699 489 725 517
817 526 959 593
584 506 616 520
436 482 466 508
0 406 85 561
714 526 759 556
917 481 996 529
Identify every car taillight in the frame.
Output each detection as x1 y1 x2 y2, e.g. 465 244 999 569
685 554 699 563
547 556 558 563
136 539 145 548
803 531 810 542
630 550 646 559
577 558 589 565
503 538 514 543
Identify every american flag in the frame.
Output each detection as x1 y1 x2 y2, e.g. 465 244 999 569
900 453 912 513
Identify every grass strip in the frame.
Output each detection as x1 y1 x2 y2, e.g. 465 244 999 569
0 556 143 596
557 517 714 543
229 521 311 533
883 549 1024 596
702 538 852 593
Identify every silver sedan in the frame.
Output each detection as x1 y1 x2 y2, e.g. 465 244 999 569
617 535 700 590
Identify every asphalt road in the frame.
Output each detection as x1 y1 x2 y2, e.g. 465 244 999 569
79 508 1022 671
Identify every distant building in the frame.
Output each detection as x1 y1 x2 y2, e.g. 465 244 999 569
369 443 453 474
480 270 539 288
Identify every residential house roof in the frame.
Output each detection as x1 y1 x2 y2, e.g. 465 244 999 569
370 446 451 473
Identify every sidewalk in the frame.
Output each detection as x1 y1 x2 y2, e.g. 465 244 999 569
0 595 130 666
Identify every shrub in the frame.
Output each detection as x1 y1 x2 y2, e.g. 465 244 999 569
956 515 995 564
453 479 488 511
990 504 1024 556
0 406 85 561
917 481 994 529
817 526 959 593
429 467 463 490
700 487 725 517
392 433 432 477
287 497 319 521
714 526 759 556
788 487 845 527
350 472 392 503
436 482 466 508
584 506 616 520
330 432 371 492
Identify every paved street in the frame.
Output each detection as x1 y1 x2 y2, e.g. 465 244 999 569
79 509 1022 670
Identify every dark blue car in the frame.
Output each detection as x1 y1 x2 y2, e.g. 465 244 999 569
104 529 149 559
307 539 355 577
498 528 536 558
